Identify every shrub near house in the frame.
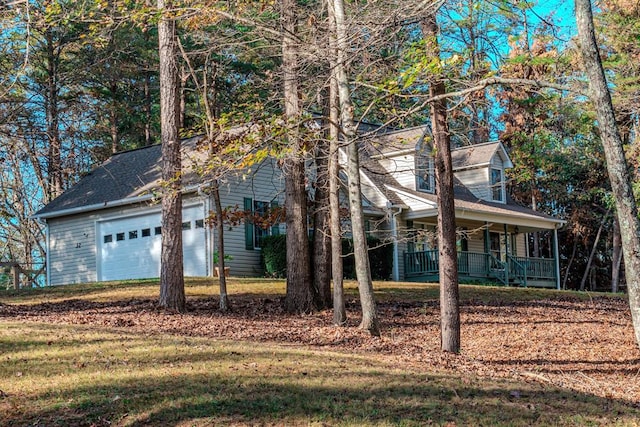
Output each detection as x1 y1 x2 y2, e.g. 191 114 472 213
261 235 393 280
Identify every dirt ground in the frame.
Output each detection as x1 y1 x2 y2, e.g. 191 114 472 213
2 291 640 406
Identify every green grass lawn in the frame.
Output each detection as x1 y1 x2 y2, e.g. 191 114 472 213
0 279 637 426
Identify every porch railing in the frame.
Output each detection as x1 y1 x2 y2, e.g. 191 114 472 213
507 255 556 285
404 250 556 286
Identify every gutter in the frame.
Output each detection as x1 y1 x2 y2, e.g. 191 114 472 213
32 184 203 220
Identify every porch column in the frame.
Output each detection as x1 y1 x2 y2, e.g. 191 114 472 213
553 226 561 290
503 223 509 282
391 207 402 282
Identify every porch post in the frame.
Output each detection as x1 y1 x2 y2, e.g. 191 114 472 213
391 209 401 282
503 223 509 283
553 226 561 290
484 222 490 275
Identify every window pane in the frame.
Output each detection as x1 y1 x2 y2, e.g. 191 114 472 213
155 226 162 235
182 221 191 230
103 234 113 243
195 219 204 229
253 201 271 248
416 156 434 192
491 168 503 201
142 228 151 237
129 230 138 239
116 233 125 241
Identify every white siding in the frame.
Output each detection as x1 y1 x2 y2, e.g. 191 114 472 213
516 233 527 257
454 167 490 200
467 233 486 253
48 214 98 285
378 155 417 190
47 201 177 285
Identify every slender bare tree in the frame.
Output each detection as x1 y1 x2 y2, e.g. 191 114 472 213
330 0 379 336
422 14 460 353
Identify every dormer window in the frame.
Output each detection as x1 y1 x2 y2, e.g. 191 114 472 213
491 168 504 202
416 156 435 193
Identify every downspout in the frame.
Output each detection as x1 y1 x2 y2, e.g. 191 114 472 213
391 205 403 282
553 225 561 290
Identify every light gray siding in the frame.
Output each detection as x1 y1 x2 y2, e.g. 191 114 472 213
213 158 285 277
455 167 490 200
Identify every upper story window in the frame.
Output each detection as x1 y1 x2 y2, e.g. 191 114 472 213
416 155 435 193
491 168 504 202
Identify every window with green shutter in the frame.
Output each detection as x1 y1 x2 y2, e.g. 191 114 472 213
244 197 254 250
245 197 282 249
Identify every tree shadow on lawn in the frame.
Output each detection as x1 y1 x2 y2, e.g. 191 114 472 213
7 360 639 427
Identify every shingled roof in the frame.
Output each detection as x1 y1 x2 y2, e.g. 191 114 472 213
34 136 204 219
451 141 513 170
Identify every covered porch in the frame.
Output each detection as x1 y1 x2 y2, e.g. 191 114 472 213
398 218 563 289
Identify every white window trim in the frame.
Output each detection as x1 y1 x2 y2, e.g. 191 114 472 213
490 167 505 203
416 156 435 193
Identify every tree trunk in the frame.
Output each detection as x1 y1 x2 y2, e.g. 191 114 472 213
313 119 332 309
422 15 460 353
580 211 608 291
576 0 640 348
282 0 315 314
110 81 119 153
45 30 63 201
531 192 540 258
612 215 622 293
327 0 346 325
331 0 379 336
212 182 230 311
562 237 578 290
158 0 185 312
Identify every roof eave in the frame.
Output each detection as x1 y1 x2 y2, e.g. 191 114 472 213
33 185 203 220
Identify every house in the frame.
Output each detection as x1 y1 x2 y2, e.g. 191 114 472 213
34 127 564 288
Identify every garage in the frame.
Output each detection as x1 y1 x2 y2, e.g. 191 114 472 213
97 204 209 281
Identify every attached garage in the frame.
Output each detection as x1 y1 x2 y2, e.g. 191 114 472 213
33 137 284 286
97 203 209 281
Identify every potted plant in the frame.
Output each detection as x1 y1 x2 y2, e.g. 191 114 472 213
213 252 233 278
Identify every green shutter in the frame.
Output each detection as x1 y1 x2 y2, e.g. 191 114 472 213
270 200 280 236
244 197 254 250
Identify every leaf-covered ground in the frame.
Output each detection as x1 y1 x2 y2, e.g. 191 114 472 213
2 280 639 409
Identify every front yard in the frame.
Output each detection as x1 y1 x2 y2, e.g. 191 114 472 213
1 279 639 426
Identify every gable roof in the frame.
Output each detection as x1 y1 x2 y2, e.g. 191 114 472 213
366 126 427 158
34 136 204 219
451 141 513 170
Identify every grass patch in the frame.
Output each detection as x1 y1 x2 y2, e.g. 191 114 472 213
0 279 637 426
1 321 637 427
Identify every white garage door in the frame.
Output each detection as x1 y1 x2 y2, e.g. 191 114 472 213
97 205 208 281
